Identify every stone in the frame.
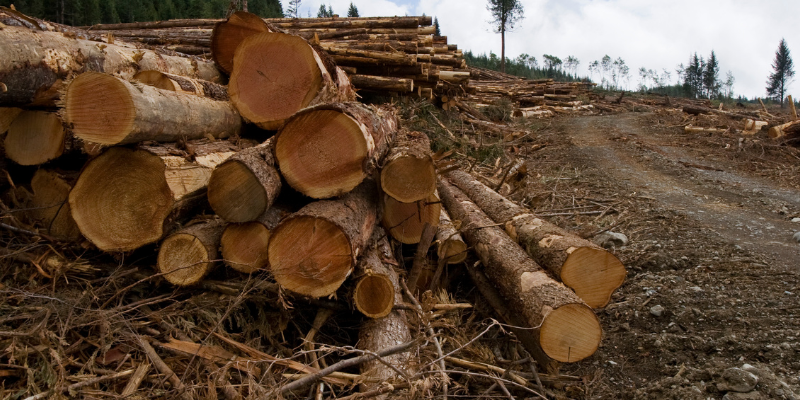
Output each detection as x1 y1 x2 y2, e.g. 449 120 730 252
722 392 764 400
793 232 800 243
594 231 629 248
717 367 759 393
650 305 665 317
791 217 800 223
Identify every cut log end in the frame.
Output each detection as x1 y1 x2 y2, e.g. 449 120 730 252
380 155 436 203
268 216 353 297
5 111 66 165
539 303 602 363
208 160 269 222
230 32 323 129
560 247 627 308
69 148 173 252
276 109 368 198
211 11 270 75
30 169 81 240
221 222 271 273
382 193 441 244
64 72 135 145
437 238 468 264
133 70 178 91
157 233 213 286
354 273 395 318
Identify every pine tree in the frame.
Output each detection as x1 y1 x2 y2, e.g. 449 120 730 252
286 0 300 18
347 2 358 17
433 16 440 36
316 4 327 17
703 50 720 98
327 4 333 16
766 38 795 107
487 0 523 73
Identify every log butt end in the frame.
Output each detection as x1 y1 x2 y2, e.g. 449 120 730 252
382 193 441 244
157 233 214 286
208 160 268 222
380 155 437 203
211 11 270 75
437 239 468 264
221 222 271 273
561 247 626 308
540 303 602 363
5 111 66 165
64 72 135 145
133 70 178 91
354 274 395 318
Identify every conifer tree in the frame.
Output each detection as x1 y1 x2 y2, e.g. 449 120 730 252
347 2 358 17
487 0 523 73
766 38 795 107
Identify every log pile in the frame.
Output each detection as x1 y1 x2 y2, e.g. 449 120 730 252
0 8 628 399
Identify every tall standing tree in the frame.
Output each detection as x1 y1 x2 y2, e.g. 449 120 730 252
316 4 329 17
286 0 301 18
766 38 795 107
703 50 720 98
433 16 441 36
347 2 358 17
487 0 523 73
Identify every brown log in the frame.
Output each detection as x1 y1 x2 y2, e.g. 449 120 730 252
207 138 281 223
0 25 221 108
69 140 246 252
0 107 22 134
228 31 355 130
438 70 470 84
132 71 228 100
29 169 82 240
381 192 441 244
4 111 68 165
742 119 768 135
438 178 601 363
63 72 240 145
353 231 396 319
276 16 429 30
445 169 625 308
682 105 758 120
275 102 397 199
349 75 414 93
380 130 435 203
436 209 467 265
220 206 289 274
157 217 227 286
769 120 800 138
211 12 271 75
268 180 379 297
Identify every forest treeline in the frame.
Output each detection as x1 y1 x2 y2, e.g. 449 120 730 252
1 0 284 25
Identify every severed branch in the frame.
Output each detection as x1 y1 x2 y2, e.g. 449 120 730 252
406 223 437 294
23 369 134 400
401 279 448 399
138 336 194 400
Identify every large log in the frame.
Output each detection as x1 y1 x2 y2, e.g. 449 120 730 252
69 140 246 252
445 169 625 308
220 206 289 274
132 71 228 100
211 11 271 75
29 169 82 240
381 192 441 244
207 138 281 223
379 130 436 203
275 102 397 199
268 180 378 298
0 24 221 107
436 208 467 264
769 119 800 139
4 111 68 165
438 178 601 363
63 72 240 145
157 217 227 286
228 31 355 130
0 107 22 134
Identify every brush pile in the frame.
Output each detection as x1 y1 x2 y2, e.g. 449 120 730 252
0 7 626 399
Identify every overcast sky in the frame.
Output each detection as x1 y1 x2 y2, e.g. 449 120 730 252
301 0 800 99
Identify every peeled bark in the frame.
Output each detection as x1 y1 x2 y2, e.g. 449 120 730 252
349 75 414 93
353 231 396 318
268 180 378 298
275 102 397 199
207 138 281 223
63 72 240 145
220 206 289 274
445 169 626 308
29 169 82 240
4 111 67 165
436 208 467 264
69 140 246 252
211 11 271 75
157 217 227 286
438 178 601 363
228 31 355 130
380 130 435 203
381 192 441 245
133 70 228 100
0 25 221 108
0 107 22 134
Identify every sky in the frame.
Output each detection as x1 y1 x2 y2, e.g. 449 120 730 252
298 0 800 99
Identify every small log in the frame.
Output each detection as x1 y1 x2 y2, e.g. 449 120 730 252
445 169 625 308
353 231 396 318
769 120 800 139
381 192 441 244
275 102 397 199
438 178 602 363
682 105 758 120
268 180 379 297
228 31 355 130
133 71 228 100
438 71 470 84
380 130 436 203
436 208 467 264
742 119 768 135
157 217 227 286
69 140 246 252
789 95 797 120
349 75 414 93
0 107 22 134
684 125 726 134
220 206 289 274
207 138 281 222
211 11 271 75
4 111 68 165
29 169 81 240
63 72 240 145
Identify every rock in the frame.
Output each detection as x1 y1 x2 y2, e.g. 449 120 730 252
793 232 800 243
717 367 759 393
650 305 665 317
791 217 800 223
594 231 629 248
722 392 764 400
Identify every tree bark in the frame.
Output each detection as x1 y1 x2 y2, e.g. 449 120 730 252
436 208 467 264
220 206 289 274
380 130 436 203
211 11 271 75
157 217 227 286
4 111 68 165
438 178 602 363
381 192 441 245
133 71 228 100
69 139 248 252
445 169 626 308
29 169 82 240
275 102 397 199
268 180 379 298
207 138 281 223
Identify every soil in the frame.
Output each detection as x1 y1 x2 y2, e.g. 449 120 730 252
515 110 800 399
